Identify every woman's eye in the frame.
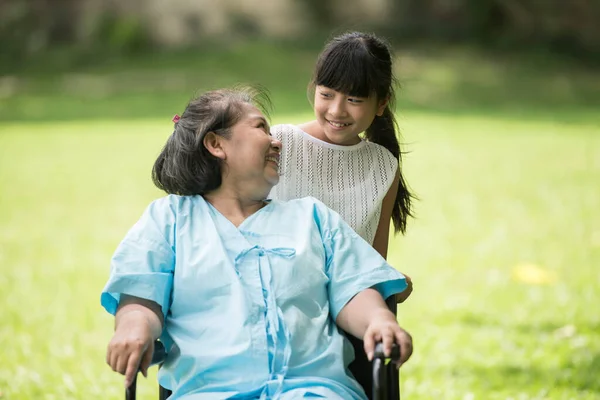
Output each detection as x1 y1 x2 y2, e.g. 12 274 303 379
319 92 332 98
348 98 364 104
257 123 271 135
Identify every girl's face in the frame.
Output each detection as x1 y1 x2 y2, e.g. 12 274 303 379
313 86 388 146
219 104 281 190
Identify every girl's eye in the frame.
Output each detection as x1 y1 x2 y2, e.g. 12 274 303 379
319 92 333 98
348 97 364 104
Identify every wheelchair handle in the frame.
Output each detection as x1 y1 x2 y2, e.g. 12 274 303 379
372 342 401 400
126 341 169 400
373 342 401 362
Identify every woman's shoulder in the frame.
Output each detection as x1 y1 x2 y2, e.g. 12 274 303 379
146 194 207 215
271 196 326 213
271 196 337 221
272 195 321 207
148 193 186 206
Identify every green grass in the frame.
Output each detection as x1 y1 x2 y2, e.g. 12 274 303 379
1 42 599 398
389 114 600 399
1 41 599 124
0 110 598 399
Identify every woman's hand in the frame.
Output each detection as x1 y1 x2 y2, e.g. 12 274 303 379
336 288 413 366
106 296 164 388
363 308 413 367
106 310 155 388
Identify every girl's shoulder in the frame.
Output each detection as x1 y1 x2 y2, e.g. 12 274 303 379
362 140 397 162
272 123 397 169
271 123 303 139
271 123 297 132
271 124 322 151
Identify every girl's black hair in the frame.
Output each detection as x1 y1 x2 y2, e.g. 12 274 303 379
152 86 272 195
311 31 414 234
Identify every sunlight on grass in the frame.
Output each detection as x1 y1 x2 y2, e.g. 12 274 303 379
0 112 599 399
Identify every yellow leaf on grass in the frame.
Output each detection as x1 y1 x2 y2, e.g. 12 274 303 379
512 263 557 285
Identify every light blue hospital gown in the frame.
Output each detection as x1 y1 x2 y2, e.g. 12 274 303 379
101 195 407 399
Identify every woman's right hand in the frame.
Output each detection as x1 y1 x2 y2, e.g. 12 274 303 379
106 310 155 388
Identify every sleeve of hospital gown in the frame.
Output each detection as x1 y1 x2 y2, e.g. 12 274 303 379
313 200 408 321
100 197 176 319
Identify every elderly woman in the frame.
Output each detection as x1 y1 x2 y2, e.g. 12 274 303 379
102 87 412 399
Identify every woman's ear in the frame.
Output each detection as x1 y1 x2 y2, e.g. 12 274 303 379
203 132 226 160
376 96 390 116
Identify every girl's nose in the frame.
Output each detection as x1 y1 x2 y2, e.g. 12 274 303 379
330 98 348 117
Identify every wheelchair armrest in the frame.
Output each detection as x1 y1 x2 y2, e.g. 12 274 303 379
150 340 168 366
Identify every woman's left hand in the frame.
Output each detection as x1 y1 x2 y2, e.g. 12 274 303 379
363 309 413 367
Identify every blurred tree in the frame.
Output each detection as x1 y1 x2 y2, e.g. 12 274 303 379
387 0 600 57
0 0 81 59
302 0 335 30
1 0 598 62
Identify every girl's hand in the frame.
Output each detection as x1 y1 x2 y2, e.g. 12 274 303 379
363 309 413 367
106 311 155 388
395 273 413 303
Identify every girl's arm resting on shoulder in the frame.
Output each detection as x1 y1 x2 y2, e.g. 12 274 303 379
372 169 413 303
336 288 412 365
107 295 164 388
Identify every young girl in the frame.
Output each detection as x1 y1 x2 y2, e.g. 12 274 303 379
270 31 413 260
102 87 412 399
269 31 414 397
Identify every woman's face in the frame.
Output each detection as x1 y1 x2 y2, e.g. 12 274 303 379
220 103 281 191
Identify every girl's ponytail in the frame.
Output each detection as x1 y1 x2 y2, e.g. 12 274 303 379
365 106 414 234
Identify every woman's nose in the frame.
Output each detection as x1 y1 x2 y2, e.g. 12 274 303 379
271 138 282 152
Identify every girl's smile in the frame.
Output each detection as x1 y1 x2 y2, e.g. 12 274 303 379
326 120 352 129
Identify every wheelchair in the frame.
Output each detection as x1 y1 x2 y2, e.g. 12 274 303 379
125 297 402 400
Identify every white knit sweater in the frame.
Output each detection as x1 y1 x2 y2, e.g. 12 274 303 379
269 124 398 244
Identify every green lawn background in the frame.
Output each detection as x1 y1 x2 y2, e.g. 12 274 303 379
0 43 599 399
